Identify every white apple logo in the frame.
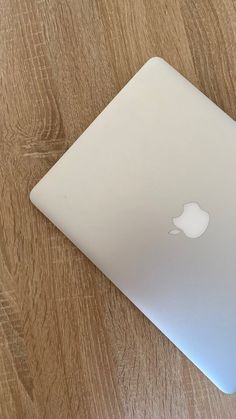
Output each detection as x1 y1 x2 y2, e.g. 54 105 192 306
169 202 209 239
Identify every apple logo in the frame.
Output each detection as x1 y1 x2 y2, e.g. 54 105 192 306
169 202 209 239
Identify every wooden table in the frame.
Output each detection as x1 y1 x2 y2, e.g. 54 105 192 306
1 1 236 418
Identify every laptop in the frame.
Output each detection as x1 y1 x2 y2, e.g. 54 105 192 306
30 57 236 394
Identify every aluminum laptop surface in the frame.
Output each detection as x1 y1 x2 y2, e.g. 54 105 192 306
30 58 236 393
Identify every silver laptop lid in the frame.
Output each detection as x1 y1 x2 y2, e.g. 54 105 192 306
30 58 236 393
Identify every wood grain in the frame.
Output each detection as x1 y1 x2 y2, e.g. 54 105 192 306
0 0 236 417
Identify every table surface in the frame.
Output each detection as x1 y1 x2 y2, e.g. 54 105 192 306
1 1 236 418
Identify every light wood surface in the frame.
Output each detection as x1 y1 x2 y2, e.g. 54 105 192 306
0 1 236 418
